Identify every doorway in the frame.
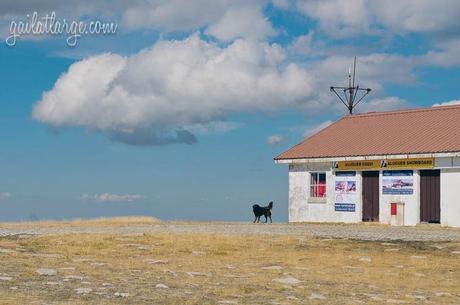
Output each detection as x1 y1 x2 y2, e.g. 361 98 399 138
362 171 379 222
420 170 440 223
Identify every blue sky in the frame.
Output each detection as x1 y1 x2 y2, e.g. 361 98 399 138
1 0 460 222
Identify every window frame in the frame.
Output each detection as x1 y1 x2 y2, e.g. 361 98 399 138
309 172 327 199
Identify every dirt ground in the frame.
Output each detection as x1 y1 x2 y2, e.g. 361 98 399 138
0 218 459 304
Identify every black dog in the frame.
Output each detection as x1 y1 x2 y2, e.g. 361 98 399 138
252 201 273 223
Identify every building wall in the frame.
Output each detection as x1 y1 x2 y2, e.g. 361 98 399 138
288 163 362 223
287 158 460 227
440 168 460 227
378 170 420 226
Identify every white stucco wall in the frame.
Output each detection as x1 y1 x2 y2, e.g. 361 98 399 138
379 170 420 226
440 168 460 227
288 163 362 223
287 157 460 227
288 163 331 222
289 167 424 225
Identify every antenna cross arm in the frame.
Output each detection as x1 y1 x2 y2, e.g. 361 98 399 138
355 87 371 92
330 86 350 90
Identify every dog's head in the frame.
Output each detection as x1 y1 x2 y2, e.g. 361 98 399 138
268 201 273 210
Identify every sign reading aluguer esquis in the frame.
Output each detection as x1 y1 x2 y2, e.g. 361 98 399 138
334 157 434 171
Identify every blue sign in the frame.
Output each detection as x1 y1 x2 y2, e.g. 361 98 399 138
335 203 356 212
382 170 413 177
335 171 356 177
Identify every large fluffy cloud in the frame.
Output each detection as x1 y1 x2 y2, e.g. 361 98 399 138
34 31 458 146
33 34 315 145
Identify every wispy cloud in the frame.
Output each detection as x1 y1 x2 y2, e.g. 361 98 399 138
303 120 333 138
81 193 144 203
357 96 408 113
432 99 460 107
185 121 244 135
0 192 12 199
267 135 286 146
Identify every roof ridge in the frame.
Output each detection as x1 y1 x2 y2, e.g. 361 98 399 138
347 104 460 119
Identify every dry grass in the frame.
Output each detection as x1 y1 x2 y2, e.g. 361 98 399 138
0 216 160 228
0 226 459 304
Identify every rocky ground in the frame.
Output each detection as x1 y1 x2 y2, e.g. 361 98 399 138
1 221 460 242
0 220 459 304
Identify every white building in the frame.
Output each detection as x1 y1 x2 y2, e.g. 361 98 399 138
275 105 460 227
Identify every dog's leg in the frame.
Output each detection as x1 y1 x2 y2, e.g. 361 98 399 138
257 216 260 223
269 215 272 223
264 215 268 223
253 216 257 223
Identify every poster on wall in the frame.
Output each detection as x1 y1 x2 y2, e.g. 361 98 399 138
382 170 414 195
334 172 357 212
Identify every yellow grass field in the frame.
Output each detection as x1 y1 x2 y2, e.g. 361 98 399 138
0 216 160 228
0 218 459 304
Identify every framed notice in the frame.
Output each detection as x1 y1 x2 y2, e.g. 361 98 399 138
382 170 414 195
334 172 356 212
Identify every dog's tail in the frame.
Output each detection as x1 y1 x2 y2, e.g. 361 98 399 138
268 201 273 210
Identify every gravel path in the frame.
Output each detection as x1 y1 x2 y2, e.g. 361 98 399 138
1 222 459 241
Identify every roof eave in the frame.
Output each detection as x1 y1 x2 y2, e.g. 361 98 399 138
274 151 460 164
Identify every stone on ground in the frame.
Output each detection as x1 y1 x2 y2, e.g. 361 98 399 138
36 268 57 276
272 276 301 285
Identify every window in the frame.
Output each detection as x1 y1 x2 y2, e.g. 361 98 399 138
310 172 326 198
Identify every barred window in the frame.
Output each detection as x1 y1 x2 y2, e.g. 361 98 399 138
310 172 326 198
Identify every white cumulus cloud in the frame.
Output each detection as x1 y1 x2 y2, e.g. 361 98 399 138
206 5 275 41
81 193 144 203
288 31 314 55
297 0 374 38
32 34 316 145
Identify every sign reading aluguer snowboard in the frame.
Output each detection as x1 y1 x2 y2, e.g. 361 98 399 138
380 158 434 169
335 157 434 171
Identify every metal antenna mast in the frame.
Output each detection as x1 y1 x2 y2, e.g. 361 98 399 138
330 56 371 115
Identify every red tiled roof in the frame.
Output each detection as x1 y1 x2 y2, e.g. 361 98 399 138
275 105 460 160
